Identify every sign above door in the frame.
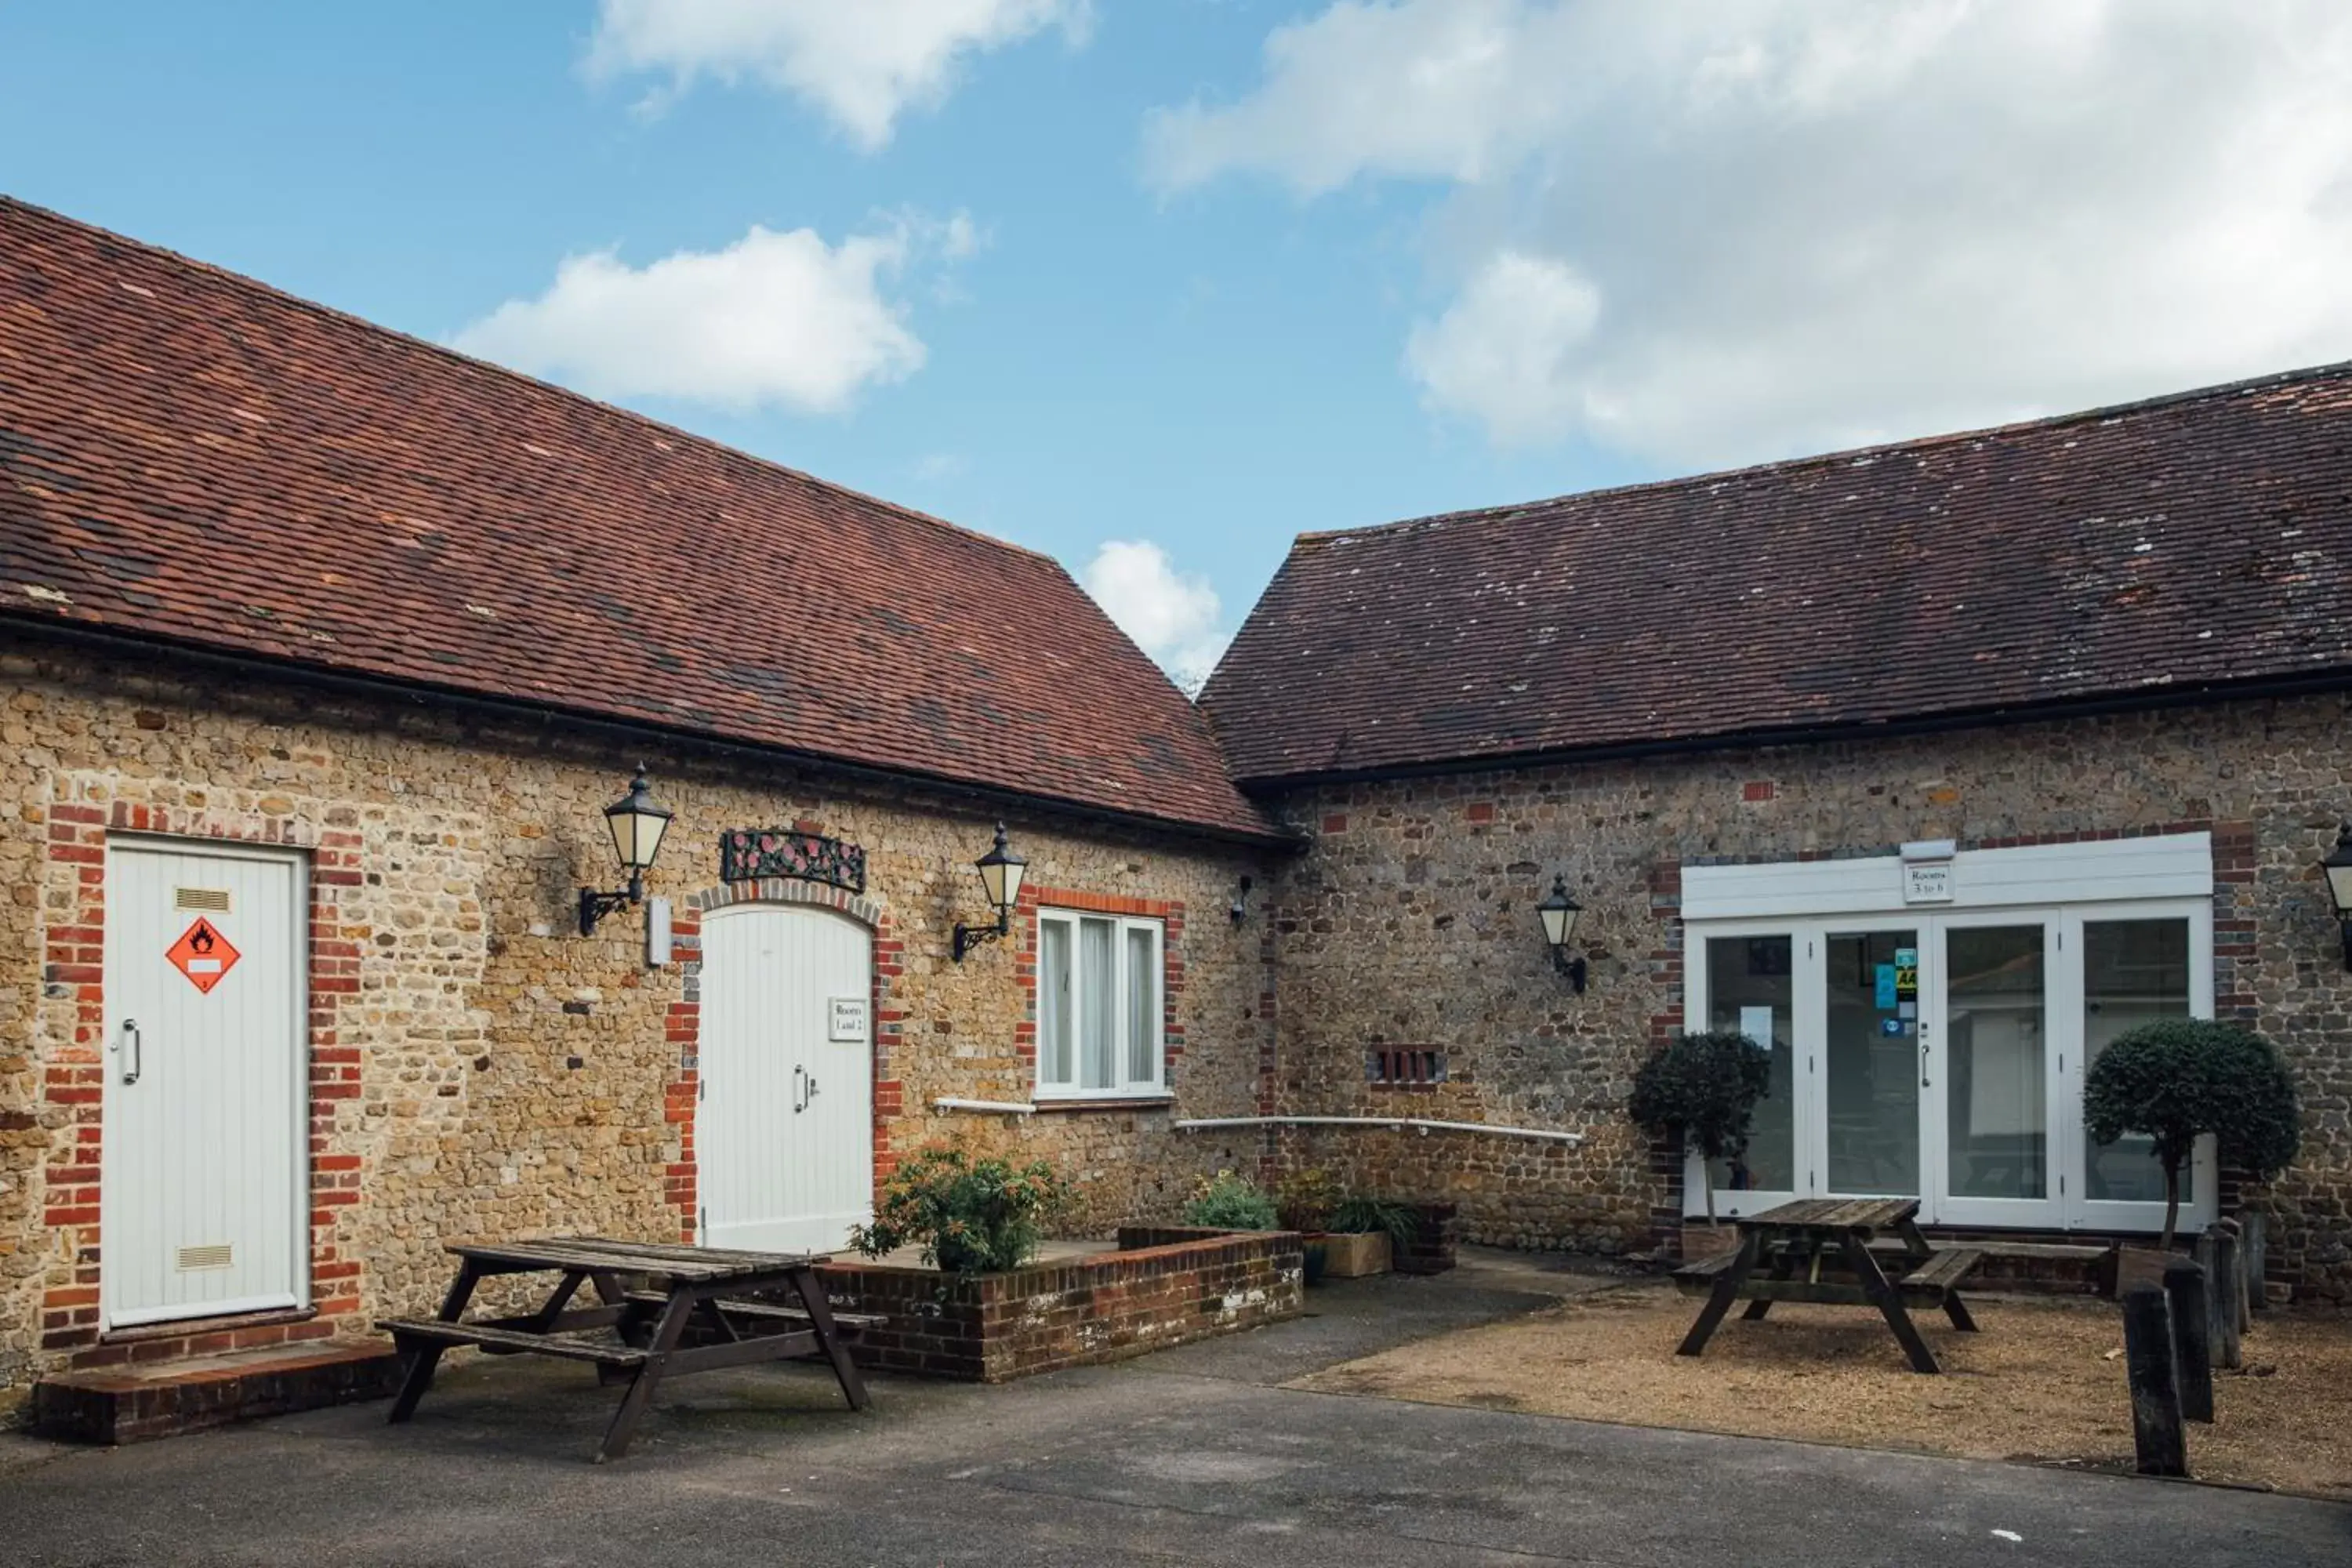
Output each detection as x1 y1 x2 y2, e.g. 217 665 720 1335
717 828 866 894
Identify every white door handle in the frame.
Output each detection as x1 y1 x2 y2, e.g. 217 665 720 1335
120 1018 142 1085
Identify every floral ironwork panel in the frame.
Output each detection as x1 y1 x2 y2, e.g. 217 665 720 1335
718 828 868 894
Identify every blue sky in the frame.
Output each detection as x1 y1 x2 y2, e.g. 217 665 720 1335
8 2 2352 688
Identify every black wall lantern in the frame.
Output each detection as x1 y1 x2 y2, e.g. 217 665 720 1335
2323 828 2352 967
579 766 674 936
952 822 1028 962
1537 875 1588 993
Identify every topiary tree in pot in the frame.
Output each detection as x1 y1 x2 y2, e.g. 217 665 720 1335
1628 1029 1773 1229
2083 1018 2301 1250
850 1143 1068 1279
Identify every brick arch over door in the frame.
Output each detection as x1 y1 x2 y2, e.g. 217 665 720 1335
664 881 903 1243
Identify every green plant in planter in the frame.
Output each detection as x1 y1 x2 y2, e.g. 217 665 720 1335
1276 1167 1344 1233
1330 1194 1419 1251
849 1144 1067 1279
1184 1169 1279 1230
1627 1029 1773 1226
2084 1018 2301 1248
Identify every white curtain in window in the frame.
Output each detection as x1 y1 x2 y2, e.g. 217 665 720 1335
1080 916 1116 1091
1126 925 1157 1085
1040 918 1072 1087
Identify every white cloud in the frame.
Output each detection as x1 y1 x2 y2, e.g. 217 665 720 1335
587 0 1091 151
1149 0 2352 467
1080 539 1228 694
1405 251 1601 447
452 220 971 413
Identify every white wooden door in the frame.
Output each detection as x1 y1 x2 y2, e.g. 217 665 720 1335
699 905 874 1253
101 841 307 1329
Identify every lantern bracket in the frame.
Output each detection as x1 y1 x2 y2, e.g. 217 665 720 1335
579 875 644 938
953 908 1011 963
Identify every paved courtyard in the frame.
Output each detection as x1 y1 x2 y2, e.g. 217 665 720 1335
2 1261 2344 1566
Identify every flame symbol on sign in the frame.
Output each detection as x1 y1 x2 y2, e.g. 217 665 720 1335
189 922 215 954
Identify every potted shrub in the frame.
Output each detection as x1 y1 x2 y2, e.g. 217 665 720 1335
1324 1193 1417 1277
1185 1168 1280 1230
1184 1168 1297 1260
849 1143 1068 1279
2084 1018 2301 1290
1628 1029 1773 1259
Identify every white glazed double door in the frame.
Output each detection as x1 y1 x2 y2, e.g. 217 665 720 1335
699 905 874 1253
101 841 307 1329
1688 901 2215 1233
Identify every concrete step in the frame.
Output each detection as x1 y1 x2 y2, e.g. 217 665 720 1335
34 1338 404 1445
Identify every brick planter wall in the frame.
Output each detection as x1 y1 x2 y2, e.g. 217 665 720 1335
818 1228 1303 1382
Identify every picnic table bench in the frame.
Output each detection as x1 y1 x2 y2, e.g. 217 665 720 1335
1671 1198 1982 1374
380 1235 874 1461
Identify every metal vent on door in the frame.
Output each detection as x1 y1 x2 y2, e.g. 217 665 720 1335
176 1243 234 1272
176 887 232 913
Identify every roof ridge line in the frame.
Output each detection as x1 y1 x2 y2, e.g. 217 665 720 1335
0 192 1060 569
1294 358 2352 545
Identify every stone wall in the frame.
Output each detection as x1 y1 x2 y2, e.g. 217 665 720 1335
1261 694 2352 1302
818 1227 1303 1381
0 636 1279 1409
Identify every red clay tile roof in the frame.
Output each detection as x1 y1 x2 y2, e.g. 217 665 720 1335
1203 365 2352 784
0 198 1279 842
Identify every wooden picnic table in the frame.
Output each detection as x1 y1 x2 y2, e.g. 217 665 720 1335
379 1235 873 1461
1671 1198 1981 1374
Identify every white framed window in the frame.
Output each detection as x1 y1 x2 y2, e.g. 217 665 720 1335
1036 909 1166 1099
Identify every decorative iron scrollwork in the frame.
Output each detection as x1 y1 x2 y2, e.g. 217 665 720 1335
718 829 868 894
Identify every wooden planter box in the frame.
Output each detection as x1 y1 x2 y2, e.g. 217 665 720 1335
1320 1232 1392 1278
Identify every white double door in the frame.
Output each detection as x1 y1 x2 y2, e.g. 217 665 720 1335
1689 900 2215 1232
102 841 307 1329
699 905 874 1253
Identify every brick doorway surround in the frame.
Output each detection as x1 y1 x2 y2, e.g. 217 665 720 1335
669 880 902 1243
38 791 366 1370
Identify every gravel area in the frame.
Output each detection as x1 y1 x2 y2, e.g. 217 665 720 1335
1289 1279 2352 1499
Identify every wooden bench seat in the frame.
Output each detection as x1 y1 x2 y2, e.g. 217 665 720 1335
1676 1243 1987 1299
1671 1250 1746 1287
379 1318 646 1367
1898 1247 1984 1293
620 1291 884 1334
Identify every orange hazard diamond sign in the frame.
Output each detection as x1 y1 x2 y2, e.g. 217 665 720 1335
166 916 240 995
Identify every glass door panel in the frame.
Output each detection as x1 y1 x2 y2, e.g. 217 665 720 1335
1702 935 1795 1203
1942 923 2051 1207
2072 909 2216 1232
2082 919 2190 1203
1824 930 1920 1195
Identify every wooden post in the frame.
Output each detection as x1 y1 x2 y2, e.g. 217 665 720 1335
2122 1283 2187 1477
2162 1258 2214 1424
2200 1225 2244 1371
2241 1212 2268 1314
2225 1219 2252 1334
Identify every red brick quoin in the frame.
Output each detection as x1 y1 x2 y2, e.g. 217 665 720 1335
39 797 364 1369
